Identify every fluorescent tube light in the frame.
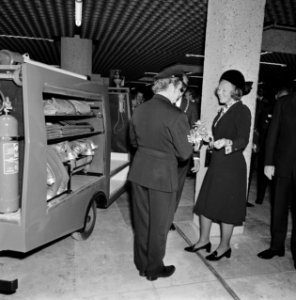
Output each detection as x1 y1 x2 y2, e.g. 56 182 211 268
185 53 204 58
260 51 272 56
75 0 83 27
189 75 203 78
260 61 287 67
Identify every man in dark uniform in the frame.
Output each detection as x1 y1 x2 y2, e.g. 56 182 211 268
128 69 193 281
257 89 296 269
252 86 274 205
177 87 200 127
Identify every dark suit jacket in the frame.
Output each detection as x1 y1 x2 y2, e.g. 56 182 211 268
265 92 296 177
180 98 199 128
128 94 193 192
254 97 273 152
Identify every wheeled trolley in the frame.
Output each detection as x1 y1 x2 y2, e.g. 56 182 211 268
0 58 130 253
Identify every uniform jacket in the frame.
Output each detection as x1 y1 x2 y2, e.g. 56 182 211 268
128 94 193 192
264 92 296 177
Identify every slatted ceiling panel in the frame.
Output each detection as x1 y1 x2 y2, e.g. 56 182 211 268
281 0 296 24
0 0 296 84
259 51 296 84
264 52 296 65
93 0 163 73
0 0 74 65
114 1 182 69
91 0 207 79
265 0 296 26
262 52 296 80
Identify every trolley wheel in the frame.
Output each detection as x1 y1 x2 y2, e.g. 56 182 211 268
13 68 23 86
71 199 97 241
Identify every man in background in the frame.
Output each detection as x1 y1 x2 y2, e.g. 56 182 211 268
257 85 296 269
176 87 200 126
253 85 274 205
131 89 144 112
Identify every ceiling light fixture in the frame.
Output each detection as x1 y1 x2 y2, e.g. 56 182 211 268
75 0 83 27
260 51 272 56
185 53 205 58
0 34 54 42
260 61 287 67
189 75 203 78
263 23 296 32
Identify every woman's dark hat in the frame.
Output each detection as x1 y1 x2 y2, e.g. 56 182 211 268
220 69 253 95
220 70 245 90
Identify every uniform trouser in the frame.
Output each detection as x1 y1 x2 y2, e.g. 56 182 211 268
131 183 176 275
271 171 296 260
176 159 190 211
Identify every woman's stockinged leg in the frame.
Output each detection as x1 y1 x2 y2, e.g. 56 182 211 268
216 222 234 255
199 215 212 242
193 215 212 248
184 214 212 252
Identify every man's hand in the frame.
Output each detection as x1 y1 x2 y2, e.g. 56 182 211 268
264 165 275 180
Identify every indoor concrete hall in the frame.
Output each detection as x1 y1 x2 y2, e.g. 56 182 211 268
1 174 296 300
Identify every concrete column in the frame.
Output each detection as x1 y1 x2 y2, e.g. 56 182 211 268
194 0 266 235
61 35 92 76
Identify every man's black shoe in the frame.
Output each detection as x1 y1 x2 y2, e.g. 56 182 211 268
146 265 176 281
139 271 146 277
257 248 285 259
170 223 176 231
247 202 254 207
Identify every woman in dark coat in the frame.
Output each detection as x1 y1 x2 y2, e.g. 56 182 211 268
185 70 252 260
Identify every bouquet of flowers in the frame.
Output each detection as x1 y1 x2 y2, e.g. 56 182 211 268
188 120 209 144
187 121 212 153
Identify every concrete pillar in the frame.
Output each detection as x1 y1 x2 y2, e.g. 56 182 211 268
61 35 92 76
194 0 266 235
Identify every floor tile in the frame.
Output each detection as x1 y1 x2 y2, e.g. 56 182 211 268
155 282 233 300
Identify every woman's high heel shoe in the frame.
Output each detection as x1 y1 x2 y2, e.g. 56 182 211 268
184 242 212 253
206 248 232 261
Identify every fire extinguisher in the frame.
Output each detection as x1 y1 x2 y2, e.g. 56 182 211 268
0 93 19 213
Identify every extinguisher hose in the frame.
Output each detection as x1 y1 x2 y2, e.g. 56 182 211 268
0 89 5 112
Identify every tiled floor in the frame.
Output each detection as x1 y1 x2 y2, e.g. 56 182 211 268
1 175 296 299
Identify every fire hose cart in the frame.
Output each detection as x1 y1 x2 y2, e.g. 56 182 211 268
0 56 130 253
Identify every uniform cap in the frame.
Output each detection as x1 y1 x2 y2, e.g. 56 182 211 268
154 68 186 80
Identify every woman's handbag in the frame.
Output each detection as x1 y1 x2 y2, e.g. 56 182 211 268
204 147 213 167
